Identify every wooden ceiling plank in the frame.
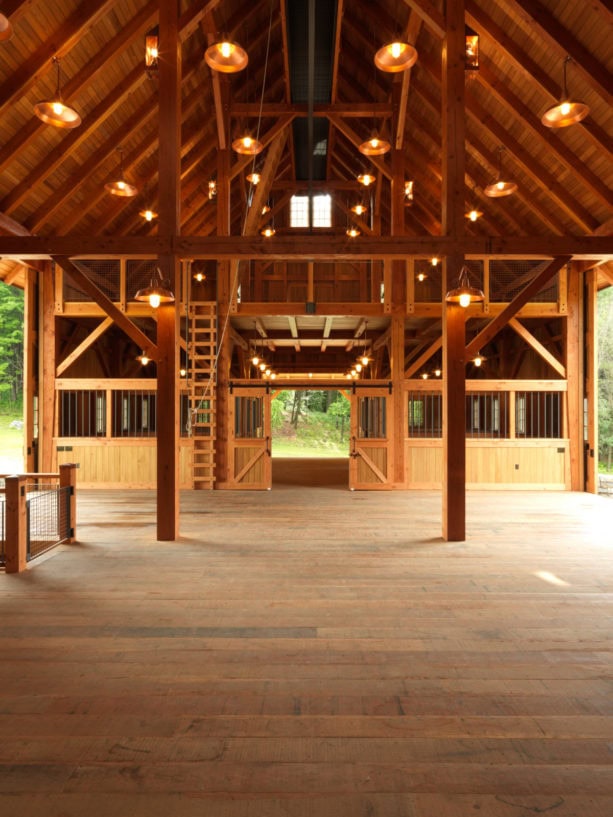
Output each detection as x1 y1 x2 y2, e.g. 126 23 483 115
508 317 566 378
465 256 571 358
401 0 445 38
0 0 117 117
53 256 158 360
327 115 392 180
507 0 612 105
1 64 148 215
475 64 613 211
466 0 613 156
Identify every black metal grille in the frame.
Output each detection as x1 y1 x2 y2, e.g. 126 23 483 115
408 391 443 437
466 392 510 438
26 485 71 561
490 259 557 302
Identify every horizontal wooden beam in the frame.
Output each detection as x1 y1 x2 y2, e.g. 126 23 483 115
0 236 610 261
508 317 566 378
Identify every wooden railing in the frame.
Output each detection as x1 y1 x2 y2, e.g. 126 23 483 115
0 463 78 574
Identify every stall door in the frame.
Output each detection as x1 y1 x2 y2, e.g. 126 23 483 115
228 388 271 489
349 389 393 490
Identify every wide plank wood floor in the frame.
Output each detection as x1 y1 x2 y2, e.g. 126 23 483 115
0 459 612 816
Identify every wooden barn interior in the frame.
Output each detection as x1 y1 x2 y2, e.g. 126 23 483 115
0 0 612 814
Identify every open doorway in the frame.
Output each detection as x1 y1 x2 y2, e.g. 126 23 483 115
271 389 350 487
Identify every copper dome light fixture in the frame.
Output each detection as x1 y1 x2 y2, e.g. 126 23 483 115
134 267 175 308
359 131 391 156
541 56 590 128
374 40 418 72
105 148 138 197
445 265 485 308
205 37 248 73
0 12 13 41
484 146 517 198
232 134 264 155
34 57 81 129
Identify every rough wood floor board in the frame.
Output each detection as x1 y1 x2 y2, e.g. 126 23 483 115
0 463 612 816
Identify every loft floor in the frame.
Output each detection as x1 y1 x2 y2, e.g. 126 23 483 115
0 476 612 816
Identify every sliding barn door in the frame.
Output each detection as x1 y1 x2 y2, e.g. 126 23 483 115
349 388 394 490
228 387 271 489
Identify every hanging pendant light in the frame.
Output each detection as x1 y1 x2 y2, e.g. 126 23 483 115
261 225 275 237
139 207 158 222
34 57 81 129
205 37 248 73
145 27 159 77
136 350 151 366
445 264 484 307
246 170 261 185
484 146 517 198
0 13 13 41
346 225 360 237
472 352 486 367
105 148 138 197
374 40 417 72
404 180 414 205
351 201 368 216
134 266 175 308
232 134 264 155
359 131 391 156
465 185 483 222
357 171 376 187
541 56 589 128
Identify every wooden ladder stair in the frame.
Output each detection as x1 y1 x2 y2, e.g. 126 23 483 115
188 302 216 489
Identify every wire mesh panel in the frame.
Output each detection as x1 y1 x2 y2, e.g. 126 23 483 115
516 391 562 438
358 396 386 439
408 391 442 437
127 259 159 302
466 392 509 438
26 485 71 561
59 390 106 437
63 260 121 302
112 391 157 437
490 259 557 302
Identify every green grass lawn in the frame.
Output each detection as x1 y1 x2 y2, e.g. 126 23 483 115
0 410 24 471
272 439 349 458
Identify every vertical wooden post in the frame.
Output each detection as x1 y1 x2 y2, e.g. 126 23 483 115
215 148 232 488
390 147 406 486
566 263 583 491
585 268 598 493
39 262 56 473
443 295 466 541
156 0 181 540
59 462 78 543
441 0 467 540
5 475 28 573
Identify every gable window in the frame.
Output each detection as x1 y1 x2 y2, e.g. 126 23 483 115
290 194 331 228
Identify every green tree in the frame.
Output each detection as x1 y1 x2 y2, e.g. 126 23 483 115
598 288 613 469
327 394 350 442
0 282 24 407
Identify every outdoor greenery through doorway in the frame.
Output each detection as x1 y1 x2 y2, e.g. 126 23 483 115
271 389 350 457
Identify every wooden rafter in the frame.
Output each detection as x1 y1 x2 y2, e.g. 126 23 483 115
508 317 566 378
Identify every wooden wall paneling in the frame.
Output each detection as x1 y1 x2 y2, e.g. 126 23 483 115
215 147 232 488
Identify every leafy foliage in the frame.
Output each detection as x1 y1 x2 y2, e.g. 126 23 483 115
271 389 350 454
598 287 613 470
0 282 24 407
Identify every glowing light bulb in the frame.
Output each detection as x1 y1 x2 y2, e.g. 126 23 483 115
352 203 367 215
474 355 483 367
496 180 505 190
270 372 277 380
193 272 205 282
459 292 471 308
117 180 126 191
52 101 64 116
259 362 266 372
242 136 253 148
220 41 232 58
149 293 161 308
421 372 429 379
360 355 369 367
355 363 362 373
265 368 271 377
251 355 260 366
390 42 402 59
560 101 571 116
469 210 478 222
431 257 439 266
179 368 186 377
434 368 441 377
417 272 426 282
369 138 379 149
